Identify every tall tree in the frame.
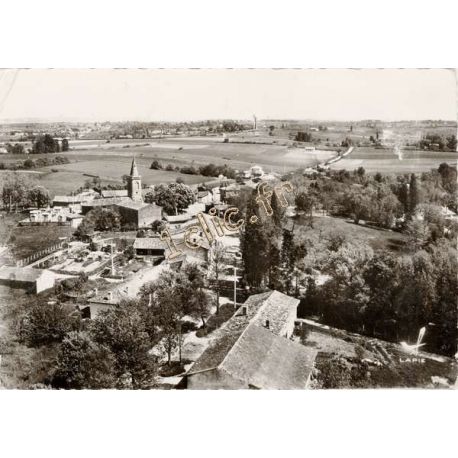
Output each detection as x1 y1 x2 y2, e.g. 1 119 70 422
61 138 70 152
146 182 195 215
408 173 419 216
53 331 117 389
90 300 157 388
241 189 273 288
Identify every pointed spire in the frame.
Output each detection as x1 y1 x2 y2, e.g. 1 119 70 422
130 156 139 177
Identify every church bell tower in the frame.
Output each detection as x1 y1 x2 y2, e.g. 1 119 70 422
128 157 142 202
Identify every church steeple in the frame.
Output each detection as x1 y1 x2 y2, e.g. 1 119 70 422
130 156 139 177
127 156 142 202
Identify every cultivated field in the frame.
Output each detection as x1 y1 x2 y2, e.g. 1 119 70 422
330 146 457 174
1 137 337 195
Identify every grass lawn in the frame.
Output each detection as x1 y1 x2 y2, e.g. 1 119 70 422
295 214 409 254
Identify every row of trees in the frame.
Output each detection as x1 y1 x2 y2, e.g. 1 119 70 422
240 165 457 356
418 134 457 152
32 135 69 154
150 160 236 179
303 239 457 356
1 173 51 210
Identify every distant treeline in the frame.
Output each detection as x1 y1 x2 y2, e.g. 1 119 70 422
150 160 236 179
0 155 70 171
4 134 70 155
418 134 457 152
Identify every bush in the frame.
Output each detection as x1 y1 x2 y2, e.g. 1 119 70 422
150 160 162 170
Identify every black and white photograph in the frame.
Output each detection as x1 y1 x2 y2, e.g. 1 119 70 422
1 2 457 458
0 68 456 390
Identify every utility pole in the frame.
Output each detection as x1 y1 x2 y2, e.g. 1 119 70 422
111 243 115 276
232 266 238 310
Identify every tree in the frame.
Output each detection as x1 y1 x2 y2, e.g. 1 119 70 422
23 158 35 169
150 160 162 170
1 172 29 211
405 220 431 249
408 173 419 216
446 135 457 152
241 189 275 287
295 191 315 227
208 241 227 314
140 266 208 363
151 219 166 233
80 207 121 232
6 143 25 154
342 188 371 224
32 134 59 154
19 300 82 347
61 138 70 152
295 131 313 142
90 301 157 388
146 182 195 215
53 331 117 389
27 186 50 208
271 191 285 230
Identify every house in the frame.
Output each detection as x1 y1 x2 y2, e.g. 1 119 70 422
220 183 240 202
0 267 55 294
186 290 317 389
196 190 213 205
250 165 264 177
187 324 317 389
133 237 167 257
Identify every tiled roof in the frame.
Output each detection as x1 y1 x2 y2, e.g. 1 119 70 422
101 190 129 198
116 200 152 210
220 324 317 389
82 197 130 207
188 290 304 385
133 237 167 250
250 290 299 335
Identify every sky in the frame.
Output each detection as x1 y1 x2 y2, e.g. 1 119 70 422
0 69 456 122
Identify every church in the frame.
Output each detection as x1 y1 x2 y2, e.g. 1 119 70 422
81 157 162 228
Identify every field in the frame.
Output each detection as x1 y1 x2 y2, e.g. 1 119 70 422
7 218 73 260
295 214 410 254
330 146 457 174
1 137 337 195
1 122 456 195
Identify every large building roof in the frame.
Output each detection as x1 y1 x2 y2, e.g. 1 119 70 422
0 266 48 282
188 323 316 389
186 290 314 389
220 324 317 389
101 190 129 198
